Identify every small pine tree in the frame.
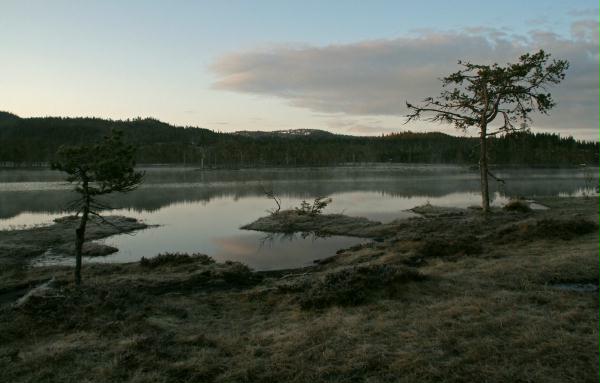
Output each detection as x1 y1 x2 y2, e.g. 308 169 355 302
52 129 144 286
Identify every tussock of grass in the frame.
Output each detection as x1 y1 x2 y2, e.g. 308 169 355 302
503 199 532 213
140 252 215 269
220 261 262 286
299 264 425 309
139 259 261 293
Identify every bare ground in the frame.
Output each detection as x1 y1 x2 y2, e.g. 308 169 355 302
0 197 597 383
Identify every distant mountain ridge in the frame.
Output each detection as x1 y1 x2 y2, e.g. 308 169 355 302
235 129 342 139
0 112 597 167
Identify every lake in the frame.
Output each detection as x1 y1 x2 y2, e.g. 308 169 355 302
0 165 596 270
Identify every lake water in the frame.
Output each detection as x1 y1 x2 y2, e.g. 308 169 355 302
0 165 596 270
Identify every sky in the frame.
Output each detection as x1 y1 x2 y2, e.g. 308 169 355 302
1 0 598 140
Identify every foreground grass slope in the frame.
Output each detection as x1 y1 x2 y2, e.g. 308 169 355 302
0 197 598 383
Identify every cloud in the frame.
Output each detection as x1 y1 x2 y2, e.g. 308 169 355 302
570 19 599 42
568 8 600 17
212 23 598 137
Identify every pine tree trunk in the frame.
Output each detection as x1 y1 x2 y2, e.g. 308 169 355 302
74 181 90 287
74 206 88 286
479 129 490 213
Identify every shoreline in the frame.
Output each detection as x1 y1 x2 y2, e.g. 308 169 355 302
1 163 598 171
0 215 149 268
1 196 597 273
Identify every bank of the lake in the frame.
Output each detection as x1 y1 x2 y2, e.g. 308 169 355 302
0 196 597 383
0 216 149 268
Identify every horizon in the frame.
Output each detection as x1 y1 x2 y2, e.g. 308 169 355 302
1 1 598 140
3 111 598 143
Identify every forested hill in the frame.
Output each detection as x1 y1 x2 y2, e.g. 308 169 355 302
0 112 597 167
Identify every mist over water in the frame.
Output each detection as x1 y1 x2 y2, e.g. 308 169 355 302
0 165 596 270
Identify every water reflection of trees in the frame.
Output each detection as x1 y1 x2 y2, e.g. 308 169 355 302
1 165 470 183
0 173 594 219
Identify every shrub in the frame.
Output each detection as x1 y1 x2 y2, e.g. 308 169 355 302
295 197 332 216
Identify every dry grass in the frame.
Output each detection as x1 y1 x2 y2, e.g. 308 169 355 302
0 197 597 383
496 217 598 242
296 264 426 309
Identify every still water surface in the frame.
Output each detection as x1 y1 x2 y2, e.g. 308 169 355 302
0 165 596 270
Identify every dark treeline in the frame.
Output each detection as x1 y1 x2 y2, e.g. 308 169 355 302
0 111 597 167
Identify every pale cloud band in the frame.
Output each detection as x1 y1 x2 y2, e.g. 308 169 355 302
212 22 598 139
